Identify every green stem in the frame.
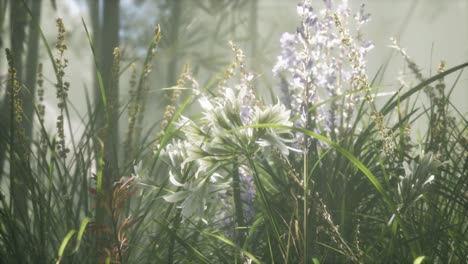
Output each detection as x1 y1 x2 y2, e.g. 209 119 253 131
232 161 246 247
246 155 286 258
167 212 181 264
303 151 308 263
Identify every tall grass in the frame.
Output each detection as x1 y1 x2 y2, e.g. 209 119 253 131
0 0 467 263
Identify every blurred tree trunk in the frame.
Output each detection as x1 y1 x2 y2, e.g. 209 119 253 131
0 0 40 179
9 0 26 79
2 2 31 262
24 0 42 141
92 0 121 262
92 0 120 169
88 0 100 121
99 0 120 176
8 0 29 224
0 0 7 76
101 0 120 155
0 0 9 178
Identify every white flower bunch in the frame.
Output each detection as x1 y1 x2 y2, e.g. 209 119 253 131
162 44 295 219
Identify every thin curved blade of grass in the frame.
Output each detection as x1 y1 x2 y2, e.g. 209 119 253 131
23 1 60 88
244 214 264 248
413 256 426 264
307 85 381 115
287 85 381 123
56 229 76 264
72 217 91 254
163 225 212 264
304 148 332 262
446 67 464 99
203 232 262 264
266 231 274 261
96 139 104 193
48 138 56 191
81 17 109 125
355 62 468 148
316 241 347 256
380 62 468 115
246 157 286 257
149 92 194 172
449 99 468 125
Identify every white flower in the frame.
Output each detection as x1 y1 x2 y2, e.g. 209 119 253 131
163 172 231 218
162 44 299 221
253 102 297 155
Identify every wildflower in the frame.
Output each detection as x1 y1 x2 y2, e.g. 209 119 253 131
36 63 45 123
163 44 294 220
6 49 26 156
125 25 161 159
161 140 231 218
124 63 138 160
55 18 70 158
273 0 373 141
239 166 255 223
253 102 295 155
163 171 230 219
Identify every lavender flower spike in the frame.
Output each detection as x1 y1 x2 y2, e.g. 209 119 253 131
273 0 373 141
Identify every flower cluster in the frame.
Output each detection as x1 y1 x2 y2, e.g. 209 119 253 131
6 49 26 156
162 45 294 220
273 0 373 143
161 139 231 219
55 18 70 159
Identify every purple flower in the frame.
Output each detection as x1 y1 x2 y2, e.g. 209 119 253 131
239 166 255 223
273 0 373 144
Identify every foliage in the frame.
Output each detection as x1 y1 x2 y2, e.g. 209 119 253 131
0 0 467 263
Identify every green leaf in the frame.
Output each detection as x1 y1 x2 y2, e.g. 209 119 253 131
203 232 262 264
163 190 189 203
72 217 91 253
237 124 394 209
413 256 426 264
81 17 109 125
56 229 76 264
95 139 104 193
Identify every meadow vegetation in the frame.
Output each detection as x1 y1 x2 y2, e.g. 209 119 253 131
0 0 467 263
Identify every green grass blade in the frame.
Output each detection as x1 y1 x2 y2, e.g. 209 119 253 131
56 229 76 264
413 256 426 264
203 232 262 264
72 217 91 254
81 17 109 124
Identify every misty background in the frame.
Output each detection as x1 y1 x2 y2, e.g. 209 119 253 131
1 0 467 142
